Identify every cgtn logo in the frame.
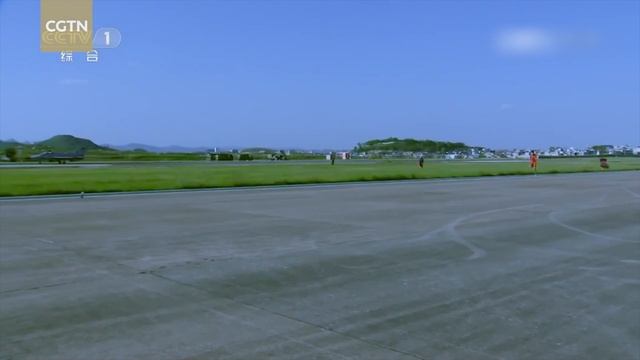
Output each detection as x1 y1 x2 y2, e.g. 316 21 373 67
45 20 89 33
40 0 93 52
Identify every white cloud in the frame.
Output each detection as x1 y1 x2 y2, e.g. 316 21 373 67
495 28 555 55
494 27 598 56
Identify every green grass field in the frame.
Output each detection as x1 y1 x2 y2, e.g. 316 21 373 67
1 158 638 196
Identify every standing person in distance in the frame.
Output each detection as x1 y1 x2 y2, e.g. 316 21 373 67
529 150 538 174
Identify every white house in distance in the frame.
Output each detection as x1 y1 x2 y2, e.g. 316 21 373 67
508 150 531 159
325 152 351 160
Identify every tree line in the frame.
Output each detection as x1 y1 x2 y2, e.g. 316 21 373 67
354 138 469 153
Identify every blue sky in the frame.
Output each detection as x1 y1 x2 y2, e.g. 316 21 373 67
1 0 639 149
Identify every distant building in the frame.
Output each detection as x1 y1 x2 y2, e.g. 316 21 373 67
510 150 530 159
327 152 351 160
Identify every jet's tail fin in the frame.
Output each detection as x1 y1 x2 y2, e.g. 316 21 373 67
74 148 87 158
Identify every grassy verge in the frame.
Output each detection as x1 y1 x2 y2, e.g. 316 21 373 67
1 158 638 196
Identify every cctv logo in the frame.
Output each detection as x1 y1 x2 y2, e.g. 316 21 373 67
41 0 93 52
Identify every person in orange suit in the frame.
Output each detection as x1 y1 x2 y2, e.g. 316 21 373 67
530 151 538 173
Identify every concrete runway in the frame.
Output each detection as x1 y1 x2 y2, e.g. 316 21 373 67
1 172 639 360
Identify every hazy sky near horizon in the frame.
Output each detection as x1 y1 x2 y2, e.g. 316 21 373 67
1 0 639 149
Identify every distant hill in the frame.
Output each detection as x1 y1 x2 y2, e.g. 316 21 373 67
36 135 110 151
354 137 469 153
0 139 25 150
107 143 210 153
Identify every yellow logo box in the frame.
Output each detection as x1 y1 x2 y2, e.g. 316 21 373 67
41 0 93 52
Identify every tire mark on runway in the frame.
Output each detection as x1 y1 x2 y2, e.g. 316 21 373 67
546 188 639 244
422 204 542 260
619 259 640 265
445 217 487 260
145 277 358 360
0 280 78 295
624 188 640 198
547 211 637 244
148 272 425 360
